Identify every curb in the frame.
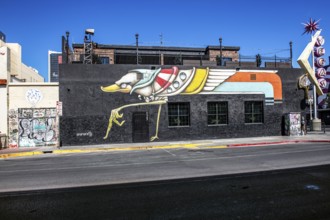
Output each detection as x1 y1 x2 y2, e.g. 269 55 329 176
0 143 210 159
0 151 44 159
227 140 330 148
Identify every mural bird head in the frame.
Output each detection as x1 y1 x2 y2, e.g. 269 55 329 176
101 71 142 94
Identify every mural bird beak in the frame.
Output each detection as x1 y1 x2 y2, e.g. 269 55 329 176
100 84 131 93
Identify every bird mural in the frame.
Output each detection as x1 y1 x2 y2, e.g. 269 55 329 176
101 66 282 141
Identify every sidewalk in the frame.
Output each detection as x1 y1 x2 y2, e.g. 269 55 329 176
1 133 329 159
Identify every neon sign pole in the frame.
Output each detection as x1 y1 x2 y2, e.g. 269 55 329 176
298 19 324 130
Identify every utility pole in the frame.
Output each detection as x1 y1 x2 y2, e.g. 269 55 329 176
159 33 164 65
160 33 163 46
135 33 139 65
65 31 70 63
289 41 293 68
219 37 223 66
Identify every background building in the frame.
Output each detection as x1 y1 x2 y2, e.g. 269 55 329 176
48 50 62 82
0 32 45 148
71 43 240 66
0 31 6 42
68 34 292 68
0 33 44 83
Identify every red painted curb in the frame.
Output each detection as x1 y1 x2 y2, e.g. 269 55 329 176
228 140 330 148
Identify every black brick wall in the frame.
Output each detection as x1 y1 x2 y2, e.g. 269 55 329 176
59 64 304 146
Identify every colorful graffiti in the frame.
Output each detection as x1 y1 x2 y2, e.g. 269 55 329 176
8 109 18 148
18 118 56 147
8 108 58 148
101 67 282 141
284 112 302 136
18 108 57 147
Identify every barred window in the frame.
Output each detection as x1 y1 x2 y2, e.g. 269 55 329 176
168 103 190 126
244 101 264 123
207 102 228 125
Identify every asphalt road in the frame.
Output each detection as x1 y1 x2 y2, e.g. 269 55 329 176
0 143 330 192
0 143 330 219
0 164 330 219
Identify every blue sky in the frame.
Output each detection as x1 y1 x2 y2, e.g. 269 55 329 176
2 0 330 82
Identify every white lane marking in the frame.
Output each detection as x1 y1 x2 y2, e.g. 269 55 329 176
162 149 176 157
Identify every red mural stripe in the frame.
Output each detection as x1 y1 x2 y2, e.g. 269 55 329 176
172 66 179 75
155 76 168 87
160 69 173 74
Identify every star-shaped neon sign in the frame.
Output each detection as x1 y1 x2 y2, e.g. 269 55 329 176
302 18 320 35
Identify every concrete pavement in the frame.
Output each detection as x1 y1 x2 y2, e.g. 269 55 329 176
1 133 329 159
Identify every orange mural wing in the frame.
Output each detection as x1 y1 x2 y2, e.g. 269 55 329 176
226 71 282 101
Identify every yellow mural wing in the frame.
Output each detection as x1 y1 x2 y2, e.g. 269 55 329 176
182 68 209 94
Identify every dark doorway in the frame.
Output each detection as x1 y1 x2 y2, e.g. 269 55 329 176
132 112 149 142
320 111 330 125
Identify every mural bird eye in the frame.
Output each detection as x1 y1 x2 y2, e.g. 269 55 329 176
179 72 187 80
173 81 180 89
120 83 127 89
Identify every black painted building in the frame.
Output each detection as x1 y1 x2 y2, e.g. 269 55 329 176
59 64 305 146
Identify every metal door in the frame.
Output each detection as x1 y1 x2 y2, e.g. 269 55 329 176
132 112 149 142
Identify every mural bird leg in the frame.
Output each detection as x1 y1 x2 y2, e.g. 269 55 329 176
150 104 162 141
103 100 167 140
103 109 125 139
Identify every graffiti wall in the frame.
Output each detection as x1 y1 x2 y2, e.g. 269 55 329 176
8 108 58 147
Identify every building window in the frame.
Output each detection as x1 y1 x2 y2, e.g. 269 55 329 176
168 103 190 126
223 57 232 61
244 101 264 123
100 57 110 64
207 102 228 125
